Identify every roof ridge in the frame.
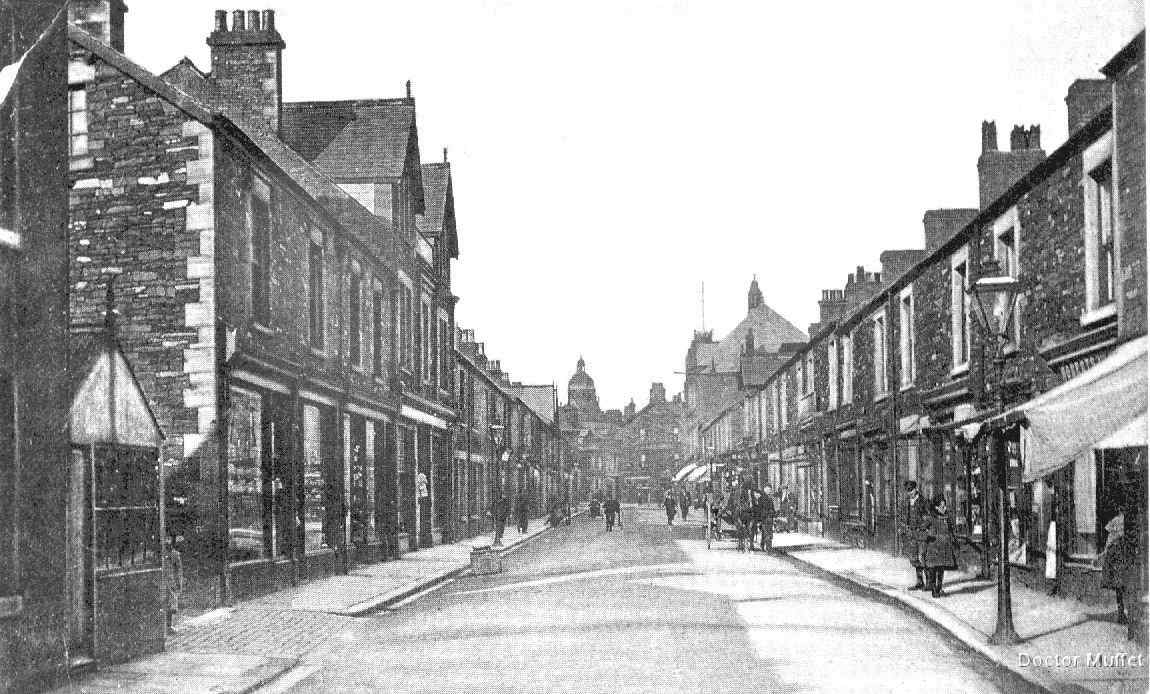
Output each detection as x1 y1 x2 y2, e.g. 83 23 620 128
284 97 412 108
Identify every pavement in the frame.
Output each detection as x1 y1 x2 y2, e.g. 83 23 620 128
769 530 1149 694
46 514 564 694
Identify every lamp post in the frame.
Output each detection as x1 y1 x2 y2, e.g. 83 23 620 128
968 259 1024 646
490 422 505 509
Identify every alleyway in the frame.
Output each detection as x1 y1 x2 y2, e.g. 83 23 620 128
135 508 1035 693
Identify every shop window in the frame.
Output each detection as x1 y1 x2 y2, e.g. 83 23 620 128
227 387 267 561
92 445 161 573
350 417 376 545
302 404 328 551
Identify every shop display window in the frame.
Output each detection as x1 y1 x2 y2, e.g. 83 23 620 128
227 388 267 561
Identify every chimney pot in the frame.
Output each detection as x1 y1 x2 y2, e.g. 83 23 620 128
261 10 275 31
981 120 998 153
214 10 228 31
247 10 260 31
1009 125 1027 151
1027 125 1041 149
232 10 245 31
443 146 448 163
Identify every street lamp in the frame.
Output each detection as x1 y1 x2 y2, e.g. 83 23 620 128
490 422 505 503
968 259 1023 646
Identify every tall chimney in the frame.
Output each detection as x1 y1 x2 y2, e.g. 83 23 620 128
208 9 286 134
977 120 1046 209
68 0 128 52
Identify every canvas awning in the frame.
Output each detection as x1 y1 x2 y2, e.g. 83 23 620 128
672 462 698 483
685 464 715 483
996 336 1146 483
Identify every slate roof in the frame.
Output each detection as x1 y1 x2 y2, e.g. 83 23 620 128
281 100 419 185
513 384 558 423
70 29 407 273
416 162 458 258
709 304 807 374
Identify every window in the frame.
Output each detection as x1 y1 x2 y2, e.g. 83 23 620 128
842 332 854 403
348 270 361 365
779 375 789 429
950 247 970 370
1083 132 1116 315
899 286 915 388
308 236 325 350
993 208 1021 347
302 404 328 550
421 302 431 384
227 387 266 561
805 351 815 397
92 446 161 572
250 187 271 323
372 289 384 375
438 318 450 391
827 339 838 410
68 86 88 158
872 310 887 397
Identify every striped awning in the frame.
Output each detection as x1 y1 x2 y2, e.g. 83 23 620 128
672 462 698 482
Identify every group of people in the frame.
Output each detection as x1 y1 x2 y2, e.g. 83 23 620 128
899 481 957 598
488 491 538 546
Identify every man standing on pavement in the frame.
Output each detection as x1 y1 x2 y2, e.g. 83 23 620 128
515 491 531 534
604 495 622 532
490 494 512 546
900 481 930 590
678 487 690 520
758 484 777 551
663 490 678 526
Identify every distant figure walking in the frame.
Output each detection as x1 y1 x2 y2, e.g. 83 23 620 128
779 485 798 532
678 489 690 520
604 496 622 532
758 485 776 551
663 491 678 526
490 495 512 546
515 491 531 534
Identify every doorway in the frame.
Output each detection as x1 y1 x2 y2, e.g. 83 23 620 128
66 447 93 665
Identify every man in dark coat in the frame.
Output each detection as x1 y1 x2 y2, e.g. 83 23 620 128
663 491 678 526
678 488 690 520
490 495 512 546
758 484 777 551
922 494 957 597
900 481 930 590
604 495 622 531
514 491 531 534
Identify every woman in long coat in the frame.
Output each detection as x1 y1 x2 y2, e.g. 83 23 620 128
921 494 958 598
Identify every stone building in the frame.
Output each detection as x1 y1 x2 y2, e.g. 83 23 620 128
64 6 459 617
608 383 684 503
744 32 1145 601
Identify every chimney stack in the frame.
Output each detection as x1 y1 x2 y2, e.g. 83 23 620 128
68 0 128 52
208 9 286 134
1065 79 1111 134
650 382 666 404
922 208 978 252
977 120 1046 209
406 80 412 99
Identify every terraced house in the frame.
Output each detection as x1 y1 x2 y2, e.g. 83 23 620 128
731 31 1146 601
64 3 465 632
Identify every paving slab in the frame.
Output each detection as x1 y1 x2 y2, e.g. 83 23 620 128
47 652 296 694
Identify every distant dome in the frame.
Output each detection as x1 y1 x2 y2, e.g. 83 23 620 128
568 356 595 391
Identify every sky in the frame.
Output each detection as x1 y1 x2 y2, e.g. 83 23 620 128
124 0 1144 411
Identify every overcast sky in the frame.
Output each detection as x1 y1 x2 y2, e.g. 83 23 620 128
125 1 1143 411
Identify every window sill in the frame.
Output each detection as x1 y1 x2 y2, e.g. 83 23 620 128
251 322 273 336
1080 303 1117 328
0 594 22 619
949 363 970 378
69 156 94 171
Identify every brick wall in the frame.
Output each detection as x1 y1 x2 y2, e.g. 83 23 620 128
1114 57 1147 340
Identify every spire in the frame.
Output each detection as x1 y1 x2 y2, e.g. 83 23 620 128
748 276 763 310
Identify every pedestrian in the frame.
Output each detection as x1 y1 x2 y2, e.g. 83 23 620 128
733 481 760 552
164 536 184 634
489 494 512 546
563 492 572 526
900 481 930 591
779 485 797 532
1098 501 1143 641
515 491 530 534
921 494 957 598
678 488 690 521
663 490 677 526
1045 517 1059 596
604 495 622 531
758 484 776 551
